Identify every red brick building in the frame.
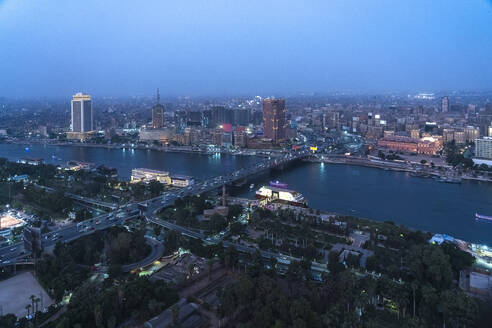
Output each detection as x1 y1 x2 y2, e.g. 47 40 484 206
377 136 441 155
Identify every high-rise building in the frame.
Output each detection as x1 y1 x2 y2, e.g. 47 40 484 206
476 137 492 160
441 96 449 113
464 126 480 143
187 111 202 126
152 89 164 129
202 109 214 128
263 98 286 143
174 110 187 133
71 93 92 132
212 106 226 125
235 108 250 126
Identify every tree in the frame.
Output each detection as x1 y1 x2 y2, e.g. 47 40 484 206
26 304 31 318
108 264 123 279
328 251 345 275
0 314 16 327
75 208 92 222
209 213 226 233
30 294 36 316
131 183 146 200
440 242 474 279
228 204 243 219
164 230 181 255
421 245 453 290
148 180 164 198
35 297 41 314
153 225 162 237
230 221 244 235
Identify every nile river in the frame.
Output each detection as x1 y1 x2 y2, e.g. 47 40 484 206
1 143 492 245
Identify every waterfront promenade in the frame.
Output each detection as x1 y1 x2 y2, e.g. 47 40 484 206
309 154 492 184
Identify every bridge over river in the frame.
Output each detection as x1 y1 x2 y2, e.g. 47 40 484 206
0 149 327 274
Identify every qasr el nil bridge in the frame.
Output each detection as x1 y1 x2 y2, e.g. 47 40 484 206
1 149 322 273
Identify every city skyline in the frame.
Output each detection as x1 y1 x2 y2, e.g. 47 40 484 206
2 1 492 327
1 1 492 97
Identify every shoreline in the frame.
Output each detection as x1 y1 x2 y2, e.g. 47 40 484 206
306 155 492 184
2 140 491 184
0 140 269 157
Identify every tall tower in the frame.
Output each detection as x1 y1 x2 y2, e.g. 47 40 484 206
152 88 164 129
71 93 92 132
263 98 286 143
441 96 449 113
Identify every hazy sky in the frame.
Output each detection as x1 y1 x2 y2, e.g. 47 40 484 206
1 0 492 97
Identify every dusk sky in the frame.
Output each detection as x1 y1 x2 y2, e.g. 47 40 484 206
1 0 492 97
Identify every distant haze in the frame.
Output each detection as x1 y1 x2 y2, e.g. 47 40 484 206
1 0 492 97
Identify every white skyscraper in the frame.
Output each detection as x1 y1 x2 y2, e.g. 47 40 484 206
71 93 93 132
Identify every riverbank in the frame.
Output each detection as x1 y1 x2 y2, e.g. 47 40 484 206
2 142 492 245
0 139 271 157
307 155 492 184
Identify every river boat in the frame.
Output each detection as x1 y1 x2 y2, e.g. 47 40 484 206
256 185 307 207
270 180 288 189
437 177 461 184
410 171 431 178
476 213 492 223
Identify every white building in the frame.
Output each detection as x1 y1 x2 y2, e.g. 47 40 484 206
170 175 194 187
473 137 492 166
71 93 93 132
131 168 171 184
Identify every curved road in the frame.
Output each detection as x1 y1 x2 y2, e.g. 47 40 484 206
122 237 164 272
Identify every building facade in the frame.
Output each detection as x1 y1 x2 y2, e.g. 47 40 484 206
263 98 286 143
170 175 194 187
476 137 492 160
131 168 171 184
71 93 93 132
152 93 164 129
377 136 441 155
441 96 449 113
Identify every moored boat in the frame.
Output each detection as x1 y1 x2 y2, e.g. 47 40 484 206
270 180 288 189
476 213 492 223
256 185 307 207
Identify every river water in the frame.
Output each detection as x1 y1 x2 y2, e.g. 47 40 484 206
1 143 492 245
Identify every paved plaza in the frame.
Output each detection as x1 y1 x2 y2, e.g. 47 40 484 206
0 272 53 318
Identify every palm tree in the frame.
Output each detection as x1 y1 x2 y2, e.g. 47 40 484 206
29 295 36 316
35 297 41 314
25 304 31 318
